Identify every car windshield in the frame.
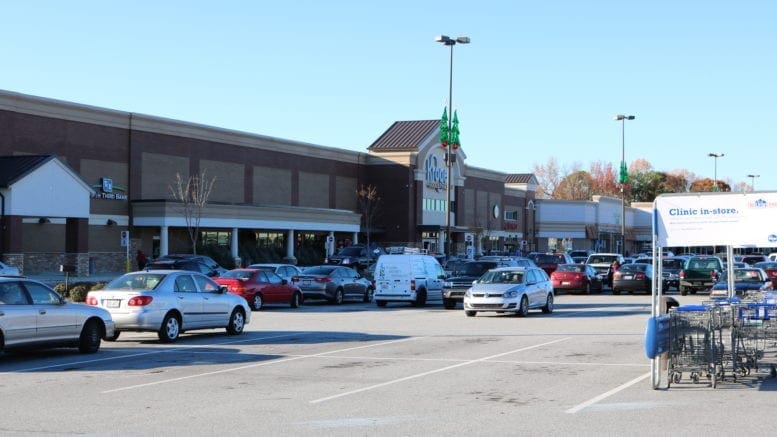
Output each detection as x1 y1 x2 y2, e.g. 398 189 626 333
536 254 565 264
755 262 777 270
459 263 495 276
734 270 765 282
336 247 363 256
478 270 523 284
303 266 336 275
104 273 165 290
556 264 582 273
588 255 618 264
663 259 684 269
221 270 253 280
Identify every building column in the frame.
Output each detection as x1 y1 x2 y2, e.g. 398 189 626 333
327 231 335 257
65 217 89 276
231 227 240 267
352 232 359 245
160 226 169 257
284 229 297 265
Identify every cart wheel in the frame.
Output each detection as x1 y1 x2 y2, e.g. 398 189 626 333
712 372 717 388
691 373 700 383
672 372 682 384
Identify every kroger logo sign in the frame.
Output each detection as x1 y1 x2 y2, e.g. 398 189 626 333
425 155 448 192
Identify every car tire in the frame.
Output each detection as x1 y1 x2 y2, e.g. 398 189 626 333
105 330 121 342
679 285 688 296
541 294 554 314
78 320 102 354
363 287 373 303
517 296 529 317
158 313 181 343
465 310 476 317
443 298 456 310
251 294 263 311
412 289 427 307
226 308 245 335
290 291 301 308
331 288 344 305
585 283 591 295
376 300 387 307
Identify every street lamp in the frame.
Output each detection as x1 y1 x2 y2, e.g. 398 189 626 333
747 174 760 192
613 114 635 255
708 153 724 191
436 34 469 260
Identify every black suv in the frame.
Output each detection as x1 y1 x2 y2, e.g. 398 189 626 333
442 261 498 309
155 254 228 276
327 244 385 270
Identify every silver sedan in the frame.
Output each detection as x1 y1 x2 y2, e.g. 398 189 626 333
86 270 250 342
0 277 114 354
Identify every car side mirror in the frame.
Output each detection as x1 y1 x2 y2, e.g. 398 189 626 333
281 279 288 285
219 285 228 294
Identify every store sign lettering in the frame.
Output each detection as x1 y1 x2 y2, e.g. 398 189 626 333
425 156 447 192
91 177 128 201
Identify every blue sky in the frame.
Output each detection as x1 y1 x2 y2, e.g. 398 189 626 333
3 1 775 191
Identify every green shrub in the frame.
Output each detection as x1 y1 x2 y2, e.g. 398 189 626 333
68 283 92 302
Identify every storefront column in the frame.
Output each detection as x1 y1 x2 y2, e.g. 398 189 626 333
352 232 358 245
327 231 335 257
160 226 169 257
284 229 297 265
231 227 240 267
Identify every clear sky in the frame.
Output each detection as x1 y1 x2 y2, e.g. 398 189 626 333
3 1 775 191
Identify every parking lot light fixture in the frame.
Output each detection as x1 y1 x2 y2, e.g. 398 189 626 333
613 114 635 254
708 153 724 191
747 174 760 191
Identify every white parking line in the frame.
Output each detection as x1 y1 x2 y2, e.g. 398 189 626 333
13 332 306 373
309 337 572 404
565 371 651 414
101 336 421 394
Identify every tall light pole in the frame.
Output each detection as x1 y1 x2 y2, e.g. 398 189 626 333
708 153 724 191
436 34 469 260
747 174 760 192
613 114 635 255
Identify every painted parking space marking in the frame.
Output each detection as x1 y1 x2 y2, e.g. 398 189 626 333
309 337 572 404
565 371 651 414
13 332 307 373
101 336 422 394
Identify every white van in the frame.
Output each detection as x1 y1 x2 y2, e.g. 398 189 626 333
373 254 446 307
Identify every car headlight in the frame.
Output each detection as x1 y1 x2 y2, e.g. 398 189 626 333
465 288 472 297
504 290 518 298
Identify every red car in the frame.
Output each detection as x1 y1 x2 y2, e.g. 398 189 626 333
550 263 604 294
754 261 777 288
534 253 575 276
215 268 303 310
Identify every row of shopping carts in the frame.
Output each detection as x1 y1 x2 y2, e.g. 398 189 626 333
666 292 777 388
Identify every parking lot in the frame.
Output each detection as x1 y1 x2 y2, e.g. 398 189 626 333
2 291 776 435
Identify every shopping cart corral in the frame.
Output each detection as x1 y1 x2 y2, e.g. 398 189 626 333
652 298 777 388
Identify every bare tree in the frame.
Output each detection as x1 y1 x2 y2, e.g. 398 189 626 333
356 184 382 250
169 171 216 254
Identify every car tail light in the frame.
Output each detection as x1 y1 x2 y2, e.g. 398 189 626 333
635 273 646 280
613 272 622 279
128 296 153 306
85 296 98 306
315 277 332 283
410 279 416 291
711 271 719 280
229 284 244 293
679 270 686 279
291 276 300 283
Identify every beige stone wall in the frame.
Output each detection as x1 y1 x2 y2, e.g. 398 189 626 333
299 171 329 208
336 176 357 211
142 152 189 199
253 166 291 206
201 160 244 203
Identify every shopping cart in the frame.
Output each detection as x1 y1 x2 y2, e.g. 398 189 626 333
667 305 727 388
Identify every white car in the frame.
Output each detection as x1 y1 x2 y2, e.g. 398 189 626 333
0 277 114 354
86 270 250 342
463 267 554 317
0 261 21 276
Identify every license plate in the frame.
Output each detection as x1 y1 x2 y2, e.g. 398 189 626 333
562 281 570 285
106 299 121 308
302 280 311 287
623 275 633 280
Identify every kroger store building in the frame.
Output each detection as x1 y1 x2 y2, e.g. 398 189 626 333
0 90 648 276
